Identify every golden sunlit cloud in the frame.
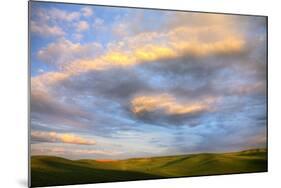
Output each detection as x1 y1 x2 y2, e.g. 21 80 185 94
169 37 245 57
131 94 215 115
102 52 135 66
32 72 68 90
32 13 246 92
67 33 244 73
31 131 96 145
134 45 177 62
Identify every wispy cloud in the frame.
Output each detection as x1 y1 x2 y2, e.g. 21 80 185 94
30 7 82 37
31 131 96 145
31 147 123 159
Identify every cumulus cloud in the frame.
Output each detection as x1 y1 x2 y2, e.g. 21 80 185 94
30 20 65 37
48 8 80 21
31 131 96 145
30 6 81 37
31 72 68 91
37 38 103 67
112 23 130 38
76 20 90 32
81 7 93 17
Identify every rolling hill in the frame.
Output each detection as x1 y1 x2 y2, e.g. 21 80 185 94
31 148 267 187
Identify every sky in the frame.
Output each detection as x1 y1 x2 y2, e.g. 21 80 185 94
30 1 267 160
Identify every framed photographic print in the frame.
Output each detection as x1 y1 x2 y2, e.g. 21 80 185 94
29 1 268 187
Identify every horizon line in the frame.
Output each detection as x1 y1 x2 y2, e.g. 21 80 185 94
30 147 267 161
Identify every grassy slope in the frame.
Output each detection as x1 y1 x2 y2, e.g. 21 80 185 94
31 148 267 187
31 156 162 187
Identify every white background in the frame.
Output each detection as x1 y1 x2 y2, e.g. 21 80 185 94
0 0 280 187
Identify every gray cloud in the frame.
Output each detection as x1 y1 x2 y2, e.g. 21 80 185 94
38 29 266 129
30 89 94 133
59 67 153 101
30 4 267 158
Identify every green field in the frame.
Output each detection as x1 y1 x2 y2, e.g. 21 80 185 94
31 148 267 187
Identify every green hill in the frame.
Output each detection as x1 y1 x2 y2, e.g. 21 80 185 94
31 148 267 187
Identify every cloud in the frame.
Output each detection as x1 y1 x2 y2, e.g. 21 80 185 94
112 23 130 38
92 18 107 37
75 149 122 156
36 28 244 87
30 20 65 37
31 131 96 145
31 12 264 130
131 94 215 115
33 12 248 90
130 94 216 126
81 7 93 17
93 18 104 29
48 8 80 21
60 68 152 100
30 6 81 37
76 21 90 32
37 38 103 67
31 72 69 90
30 87 91 129
39 25 245 79
72 33 83 41
30 6 267 158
